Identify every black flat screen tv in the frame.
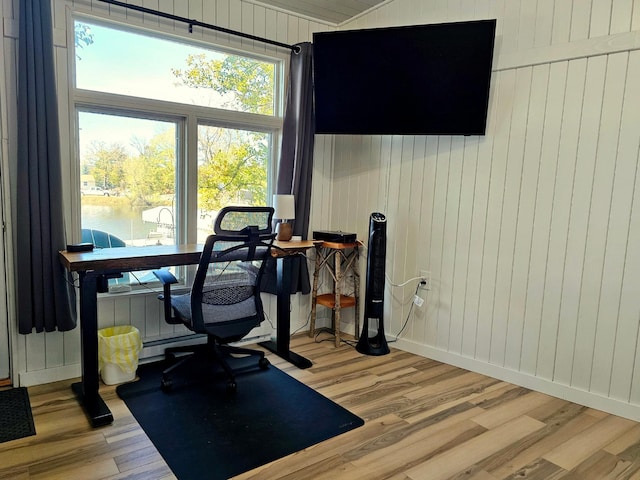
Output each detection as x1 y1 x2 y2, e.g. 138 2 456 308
312 20 496 135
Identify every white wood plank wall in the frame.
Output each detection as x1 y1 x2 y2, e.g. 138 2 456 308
327 0 640 419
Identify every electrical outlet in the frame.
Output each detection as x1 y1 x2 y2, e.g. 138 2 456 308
419 270 431 290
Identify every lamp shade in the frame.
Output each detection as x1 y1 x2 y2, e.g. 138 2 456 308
273 194 295 220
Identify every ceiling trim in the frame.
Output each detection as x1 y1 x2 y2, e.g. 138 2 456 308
244 0 395 28
243 0 340 27
338 0 394 27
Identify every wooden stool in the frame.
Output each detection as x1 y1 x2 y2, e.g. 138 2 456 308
310 241 360 347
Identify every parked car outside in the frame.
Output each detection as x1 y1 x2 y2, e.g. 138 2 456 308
81 186 117 196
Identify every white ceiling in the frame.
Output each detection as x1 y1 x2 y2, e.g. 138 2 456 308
253 0 387 24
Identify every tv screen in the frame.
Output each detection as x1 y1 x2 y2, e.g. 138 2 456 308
312 20 496 135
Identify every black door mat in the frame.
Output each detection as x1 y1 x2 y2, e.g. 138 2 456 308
0 387 36 443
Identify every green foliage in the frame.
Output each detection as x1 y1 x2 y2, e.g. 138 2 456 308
173 52 273 210
125 129 176 205
172 54 275 115
197 127 268 211
82 131 176 206
84 142 127 190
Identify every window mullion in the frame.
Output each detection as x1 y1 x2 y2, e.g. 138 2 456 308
74 89 282 133
184 115 199 245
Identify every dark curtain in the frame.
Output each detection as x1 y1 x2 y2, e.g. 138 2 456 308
17 0 76 333
263 42 315 295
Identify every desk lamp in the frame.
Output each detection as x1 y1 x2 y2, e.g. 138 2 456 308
273 194 295 241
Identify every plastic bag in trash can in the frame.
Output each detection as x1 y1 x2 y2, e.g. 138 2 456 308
98 326 143 375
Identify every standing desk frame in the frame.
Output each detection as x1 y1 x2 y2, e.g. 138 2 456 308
59 240 315 427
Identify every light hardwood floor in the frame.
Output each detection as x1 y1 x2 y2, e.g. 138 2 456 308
2 334 640 479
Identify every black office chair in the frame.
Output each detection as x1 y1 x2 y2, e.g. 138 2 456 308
153 206 275 392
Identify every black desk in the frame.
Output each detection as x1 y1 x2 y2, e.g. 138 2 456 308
59 240 316 427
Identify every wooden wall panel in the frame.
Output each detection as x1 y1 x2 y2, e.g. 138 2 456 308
448 137 477 354
560 55 607 390
590 0 613 37
536 59 584 381
385 138 406 335
610 49 640 402
413 137 437 345
571 0 593 41
439 137 463 350
520 61 565 376
587 52 629 396
490 66 531 367
474 70 513 363
405 136 427 339
609 0 631 33
633 0 640 31
461 105 494 359
534 0 553 47
504 64 547 371
332 0 640 419
552 1 572 44
427 137 448 346
516 1 535 51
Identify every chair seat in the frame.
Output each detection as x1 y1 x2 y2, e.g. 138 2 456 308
171 293 259 325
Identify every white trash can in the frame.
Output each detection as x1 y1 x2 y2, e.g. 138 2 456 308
98 326 143 385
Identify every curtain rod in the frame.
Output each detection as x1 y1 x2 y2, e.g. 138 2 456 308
96 0 299 52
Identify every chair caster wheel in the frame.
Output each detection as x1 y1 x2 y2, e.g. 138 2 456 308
227 381 237 393
161 377 173 392
259 357 270 369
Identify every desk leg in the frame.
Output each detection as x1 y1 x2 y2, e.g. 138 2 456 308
259 256 312 369
71 271 114 427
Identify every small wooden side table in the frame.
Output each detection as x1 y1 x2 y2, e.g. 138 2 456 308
310 241 361 347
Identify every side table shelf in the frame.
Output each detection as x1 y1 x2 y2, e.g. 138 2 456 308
310 241 361 347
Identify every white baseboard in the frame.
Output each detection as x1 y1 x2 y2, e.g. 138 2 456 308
19 364 82 387
393 336 640 422
18 334 272 387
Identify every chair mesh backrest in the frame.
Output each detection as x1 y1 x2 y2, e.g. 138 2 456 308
189 207 274 329
202 269 257 306
214 206 273 236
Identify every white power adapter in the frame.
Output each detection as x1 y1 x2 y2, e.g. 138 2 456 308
413 295 424 307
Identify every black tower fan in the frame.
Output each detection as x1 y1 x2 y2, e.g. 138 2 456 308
356 212 390 355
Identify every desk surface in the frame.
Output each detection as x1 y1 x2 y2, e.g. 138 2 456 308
59 240 319 273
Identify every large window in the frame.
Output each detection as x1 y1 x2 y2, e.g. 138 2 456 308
74 21 277 114
72 18 282 284
78 111 178 246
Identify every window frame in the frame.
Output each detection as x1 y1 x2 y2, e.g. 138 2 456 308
68 12 286 251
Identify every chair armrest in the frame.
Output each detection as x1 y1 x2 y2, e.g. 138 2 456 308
153 269 179 323
153 269 178 285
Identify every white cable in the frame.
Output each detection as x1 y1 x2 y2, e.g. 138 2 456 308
385 274 424 288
